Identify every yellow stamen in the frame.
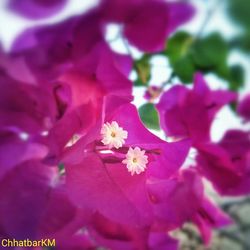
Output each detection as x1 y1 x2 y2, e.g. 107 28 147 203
132 158 137 163
111 131 116 138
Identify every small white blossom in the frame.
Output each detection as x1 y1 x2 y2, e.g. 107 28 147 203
122 147 148 175
101 121 128 149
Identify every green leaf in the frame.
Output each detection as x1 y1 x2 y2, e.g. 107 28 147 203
164 31 242 87
139 103 160 130
165 31 195 83
216 64 245 91
165 31 193 65
230 32 250 53
227 0 250 28
215 62 230 79
228 65 245 90
192 33 228 68
230 101 237 112
172 56 196 83
134 55 151 86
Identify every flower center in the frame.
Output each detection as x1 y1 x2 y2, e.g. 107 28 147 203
111 131 116 138
132 157 137 163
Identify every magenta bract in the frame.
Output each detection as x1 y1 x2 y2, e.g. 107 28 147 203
156 73 237 144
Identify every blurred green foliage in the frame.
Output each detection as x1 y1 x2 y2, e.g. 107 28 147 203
227 0 250 54
231 33 250 53
134 54 151 86
165 31 194 83
139 103 160 130
132 0 249 124
163 31 244 90
227 0 250 29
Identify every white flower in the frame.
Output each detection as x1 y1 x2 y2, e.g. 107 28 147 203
101 121 128 149
122 147 148 175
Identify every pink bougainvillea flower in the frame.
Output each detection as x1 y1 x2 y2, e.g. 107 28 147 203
156 73 237 144
7 0 68 19
0 71 58 135
100 0 195 52
147 169 204 230
197 129 250 196
69 42 133 97
45 42 133 161
10 21 74 82
54 235 96 250
10 10 105 82
0 131 47 180
192 197 233 244
237 94 250 122
0 67 93 166
0 160 56 239
147 169 232 244
1 40 133 163
148 233 178 250
0 2 237 247
144 86 162 101
62 99 190 228
87 212 149 250
86 212 178 250
0 158 93 245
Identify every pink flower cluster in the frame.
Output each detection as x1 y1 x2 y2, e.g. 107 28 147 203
0 0 249 249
